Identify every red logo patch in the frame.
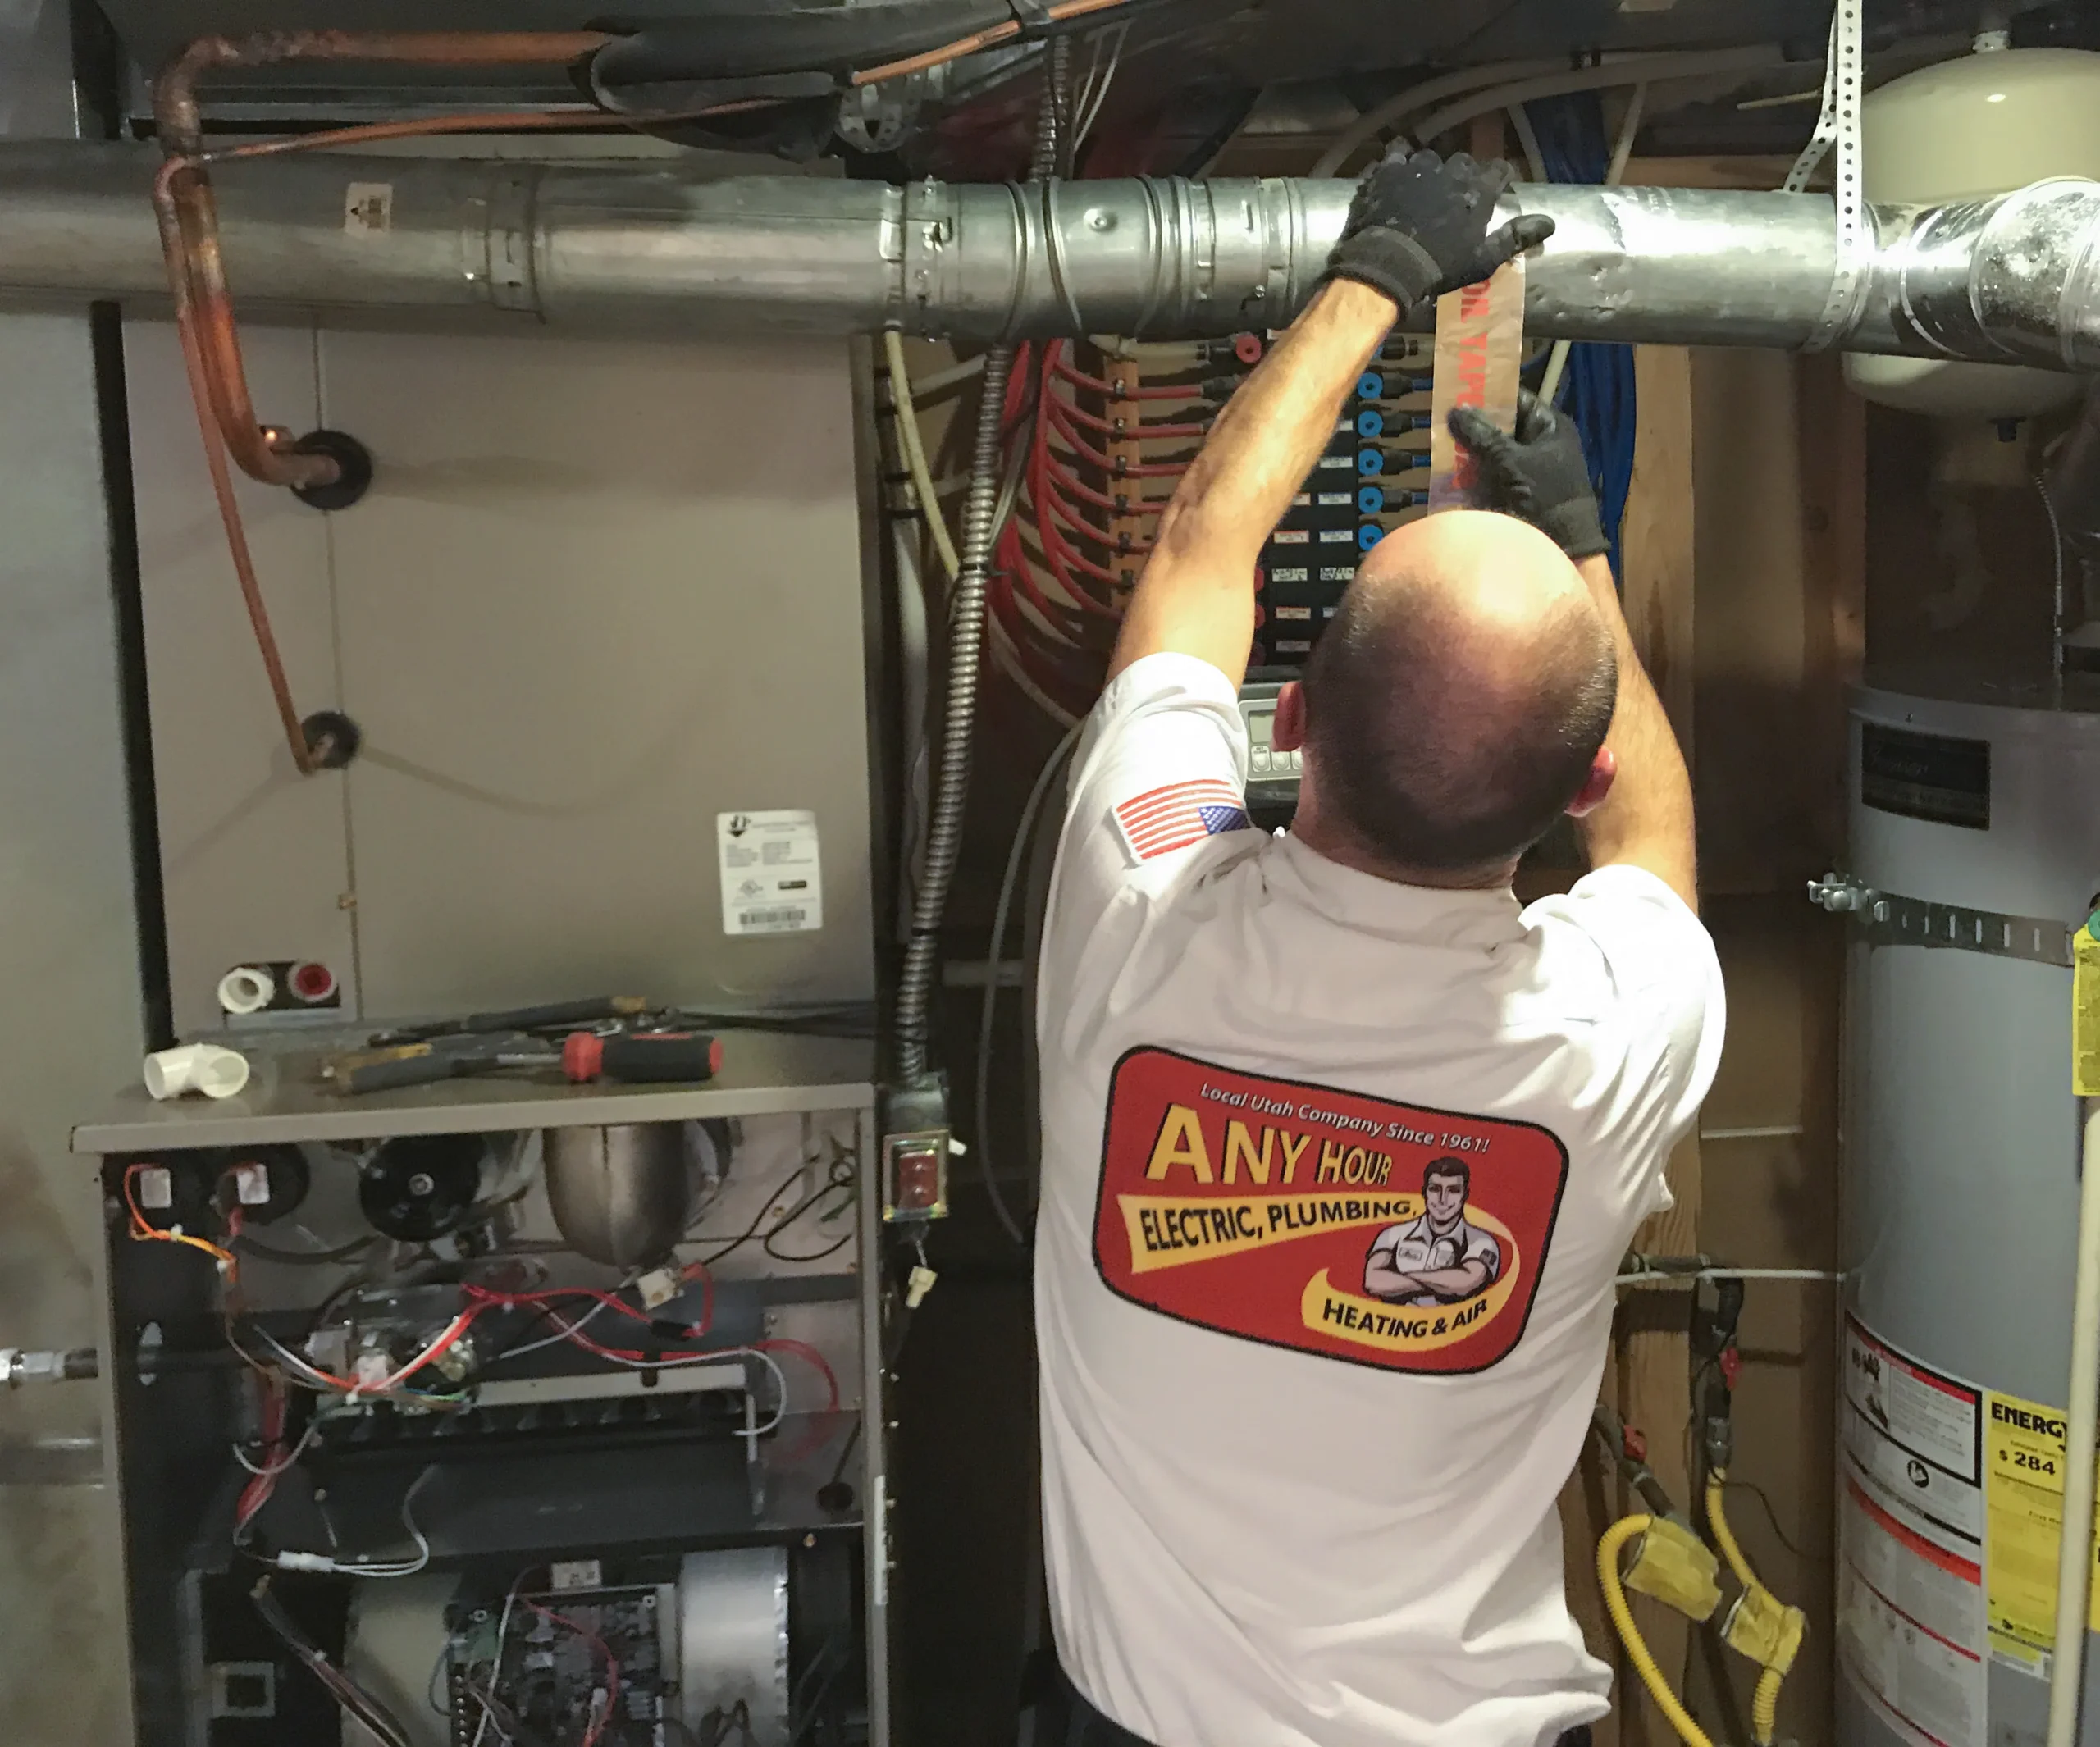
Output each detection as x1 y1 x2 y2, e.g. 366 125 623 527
1092 1047 1569 1375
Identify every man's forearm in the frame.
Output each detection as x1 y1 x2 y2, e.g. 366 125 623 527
1573 554 1698 908
1108 280 1399 682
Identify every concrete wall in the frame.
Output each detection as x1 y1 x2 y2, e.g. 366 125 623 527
0 2 148 1738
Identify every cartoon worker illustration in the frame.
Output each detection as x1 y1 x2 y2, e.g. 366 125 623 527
1363 1156 1503 1307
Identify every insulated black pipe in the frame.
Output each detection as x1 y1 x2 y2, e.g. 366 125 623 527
591 0 1011 84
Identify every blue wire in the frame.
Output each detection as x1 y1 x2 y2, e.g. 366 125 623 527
1527 93 1637 583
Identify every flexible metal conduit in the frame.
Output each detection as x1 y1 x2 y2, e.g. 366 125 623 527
5 144 2100 365
893 43 1061 1083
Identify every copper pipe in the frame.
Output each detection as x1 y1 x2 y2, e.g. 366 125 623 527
147 29 771 777
852 0 1136 85
152 33 613 490
153 31 613 155
153 166 319 775
193 100 782 166
152 157 336 492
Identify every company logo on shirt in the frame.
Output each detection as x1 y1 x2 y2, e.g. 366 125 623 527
1093 1047 1569 1375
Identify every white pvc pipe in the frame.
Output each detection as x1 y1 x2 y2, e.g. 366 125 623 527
2048 1099 2100 1747
1407 47 1783 154
143 1042 250 1101
1309 57 1570 177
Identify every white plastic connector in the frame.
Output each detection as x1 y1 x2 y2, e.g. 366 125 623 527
906 1264 938 1310
135 1165 175 1210
143 1043 250 1102
233 1161 271 1206
636 1267 681 1311
274 1551 337 1572
217 966 274 1016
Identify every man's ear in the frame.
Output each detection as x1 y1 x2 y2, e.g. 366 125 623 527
1565 746 1616 818
1272 680 1308 752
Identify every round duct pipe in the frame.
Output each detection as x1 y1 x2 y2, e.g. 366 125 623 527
1847 45 2100 417
3 143 2100 366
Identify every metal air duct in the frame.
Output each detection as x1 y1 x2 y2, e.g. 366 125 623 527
3 141 2100 365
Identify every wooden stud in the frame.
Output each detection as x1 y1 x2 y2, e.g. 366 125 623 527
1796 352 1868 861
1556 344 1702 1747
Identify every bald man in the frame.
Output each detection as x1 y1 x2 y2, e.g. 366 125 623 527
1031 151 1722 1747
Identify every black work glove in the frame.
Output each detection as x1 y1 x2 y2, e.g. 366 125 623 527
1448 388 1609 561
1322 148 1555 313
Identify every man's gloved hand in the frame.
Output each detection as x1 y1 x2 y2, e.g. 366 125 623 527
1322 148 1555 314
1448 388 1609 561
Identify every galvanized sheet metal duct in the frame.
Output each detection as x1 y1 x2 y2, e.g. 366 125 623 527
2 141 2100 366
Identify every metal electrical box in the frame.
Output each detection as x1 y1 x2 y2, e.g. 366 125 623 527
126 317 879 1035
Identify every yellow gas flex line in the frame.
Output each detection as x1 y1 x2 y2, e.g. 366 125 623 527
1705 1473 1786 1745
1595 1480 1802 1747
1595 1515 1717 1747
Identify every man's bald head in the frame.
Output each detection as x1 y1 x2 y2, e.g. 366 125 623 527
1297 510 1617 876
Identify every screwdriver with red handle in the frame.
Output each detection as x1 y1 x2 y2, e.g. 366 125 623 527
554 1030 723 1084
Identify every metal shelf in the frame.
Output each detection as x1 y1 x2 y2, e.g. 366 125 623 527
73 1027 877 1153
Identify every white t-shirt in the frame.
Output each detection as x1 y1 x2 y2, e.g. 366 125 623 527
1034 653 1724 1747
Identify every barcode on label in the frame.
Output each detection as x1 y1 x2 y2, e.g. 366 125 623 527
739 906 808 928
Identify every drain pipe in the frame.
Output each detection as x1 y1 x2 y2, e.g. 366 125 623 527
892 45 1062 1084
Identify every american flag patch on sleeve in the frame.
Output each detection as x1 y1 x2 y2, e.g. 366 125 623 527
1111 778 1253 864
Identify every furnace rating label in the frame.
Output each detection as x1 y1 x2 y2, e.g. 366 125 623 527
1091 1047 1568 1375
716 810 823 936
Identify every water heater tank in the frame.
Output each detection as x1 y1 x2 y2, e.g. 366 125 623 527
1837 686 2100 1747
1847 47 2100 418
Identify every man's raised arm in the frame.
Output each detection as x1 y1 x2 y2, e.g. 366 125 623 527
1450 391 1697 910
1109 153 1554 687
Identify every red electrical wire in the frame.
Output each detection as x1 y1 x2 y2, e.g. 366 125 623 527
1046 400 1193 477
519 1598 622 1747
235 1376 290 1531
1029 372 1131 589
754 1339 840 1413
1028 425 1125 608
1041 481 1159 575
1032 483 1127 596
991 584 1108 710
462 1270 714 1343
1037 477 1155 554
1051 357 1202 400
998 520 1101 638
1047 393 1210 441
1023 484 1121 611
1039 455 1166 518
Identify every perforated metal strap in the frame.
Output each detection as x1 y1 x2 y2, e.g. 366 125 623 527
1808 874 2076 969
1784 0 1869 353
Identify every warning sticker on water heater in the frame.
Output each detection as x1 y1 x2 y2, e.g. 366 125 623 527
717 810 823 936
1839 1318 1987 1746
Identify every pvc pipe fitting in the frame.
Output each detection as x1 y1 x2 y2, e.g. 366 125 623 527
143 1042 250 1102
217 965 274 1015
